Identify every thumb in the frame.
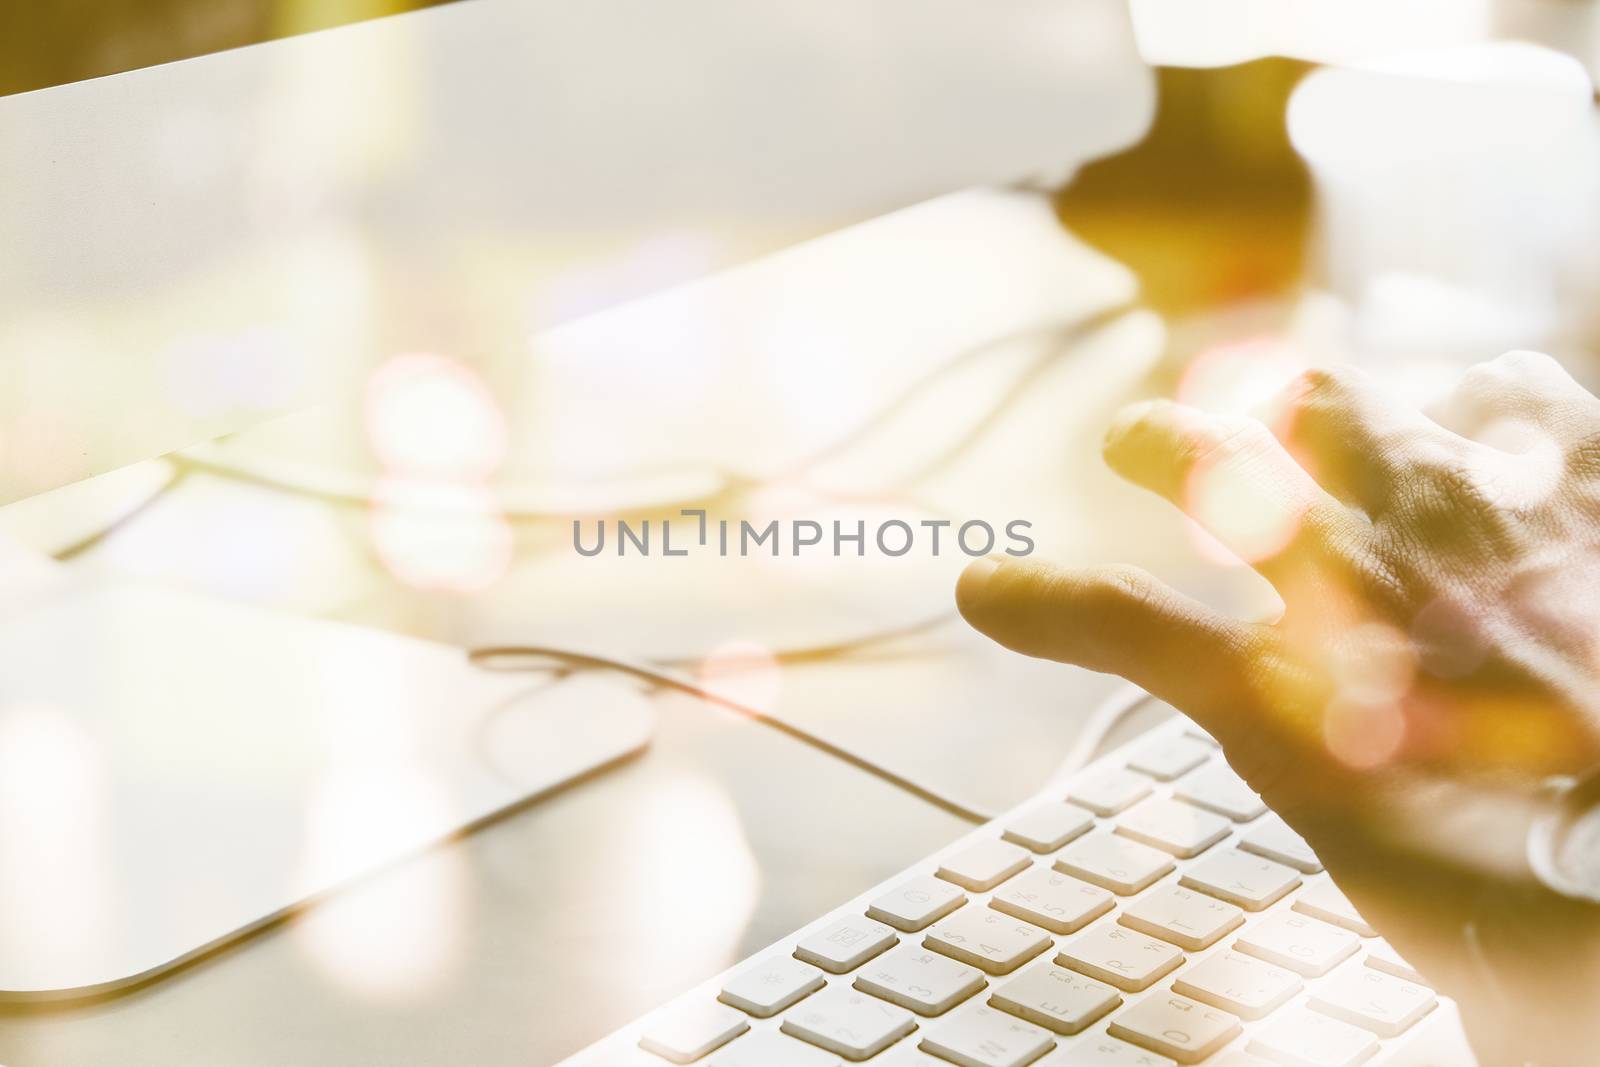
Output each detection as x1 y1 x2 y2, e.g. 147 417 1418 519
956 556 1270 722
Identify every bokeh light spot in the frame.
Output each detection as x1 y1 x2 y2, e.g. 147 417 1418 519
1330 622 1418 706
369 478 513 592
1323 696 1406 770
364 353 507 482
1178 336 1307 419
1183 453 1305 566
294 767 465 1001
696 640 783 718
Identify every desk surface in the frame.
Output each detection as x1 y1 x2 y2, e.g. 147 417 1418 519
0 621 1170 1067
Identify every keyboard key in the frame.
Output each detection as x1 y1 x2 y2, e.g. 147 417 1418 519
711 1031 842 1067
1068 768 1154 816
1127 736 1211 781
989 867 1113 935
780 987 917 1061
1107 992 1241 1065
1236 913 1359 978
1180 850 1300 911
1053 834 1174 895
938 840 1033 893
1239 816 1322 873
1172 950 1301 1020
639 1002 749 1064
855 945 986 1016
1065 1037 1179 1066
989 962 1120 1035
1057 924 1182 992
795 917 898 974
919 1005 1054 1067
1172 763 1266 822
1119 885 1244 951
869 876 968 932
926 909 1051 975
1115 799 1231 858
1292 881 1375 937
1003 804 1095 854
1248 1007 1379 1067
1309 966 1437 1037
1363 941 1428 986
719 956 826 1017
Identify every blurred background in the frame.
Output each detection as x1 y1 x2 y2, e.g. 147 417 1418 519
0 0 455 98
4 3 1600 1063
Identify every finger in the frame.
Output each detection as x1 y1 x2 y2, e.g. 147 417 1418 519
1102 399 1367 588
1267 364 1449 516
1432 350 1600 445
955 556 1274 722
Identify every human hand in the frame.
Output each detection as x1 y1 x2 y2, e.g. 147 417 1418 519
957 351 1600 1066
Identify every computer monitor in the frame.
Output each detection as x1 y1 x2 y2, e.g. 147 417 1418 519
0 0 1152 506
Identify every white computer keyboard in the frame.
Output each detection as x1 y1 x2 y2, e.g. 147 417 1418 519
557 716 1478 1067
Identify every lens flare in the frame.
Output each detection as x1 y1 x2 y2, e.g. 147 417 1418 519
369 478 512 592
0 704 113 977
1330 622 1419 706
613 775 760 977
1183 452 1305 566
697 641 783 718
364 353 508 482
293 767 466 1001
1178 336 1307 419
1323 696 1406 770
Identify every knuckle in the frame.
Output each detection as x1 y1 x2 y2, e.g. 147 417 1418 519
1181 416 1269 472
1089 565 1160 613
1493 348 1557 378
1456 359 1521 405
1286 366 1356 409
1281 365 1372 436
1101 563 1152 598
1457 362 1500 395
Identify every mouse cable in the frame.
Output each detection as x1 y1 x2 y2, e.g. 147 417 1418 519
49 462 191 562
469 641 1152 826
43 302 1134 564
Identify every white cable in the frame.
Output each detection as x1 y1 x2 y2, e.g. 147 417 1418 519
1047 681 1156 789
474 645 1160 827
470 643 999 825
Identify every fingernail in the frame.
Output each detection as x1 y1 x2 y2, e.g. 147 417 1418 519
956 556 1001 616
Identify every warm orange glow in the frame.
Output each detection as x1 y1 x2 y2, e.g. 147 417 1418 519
1323 696 1406 769
1329 622 1418 706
